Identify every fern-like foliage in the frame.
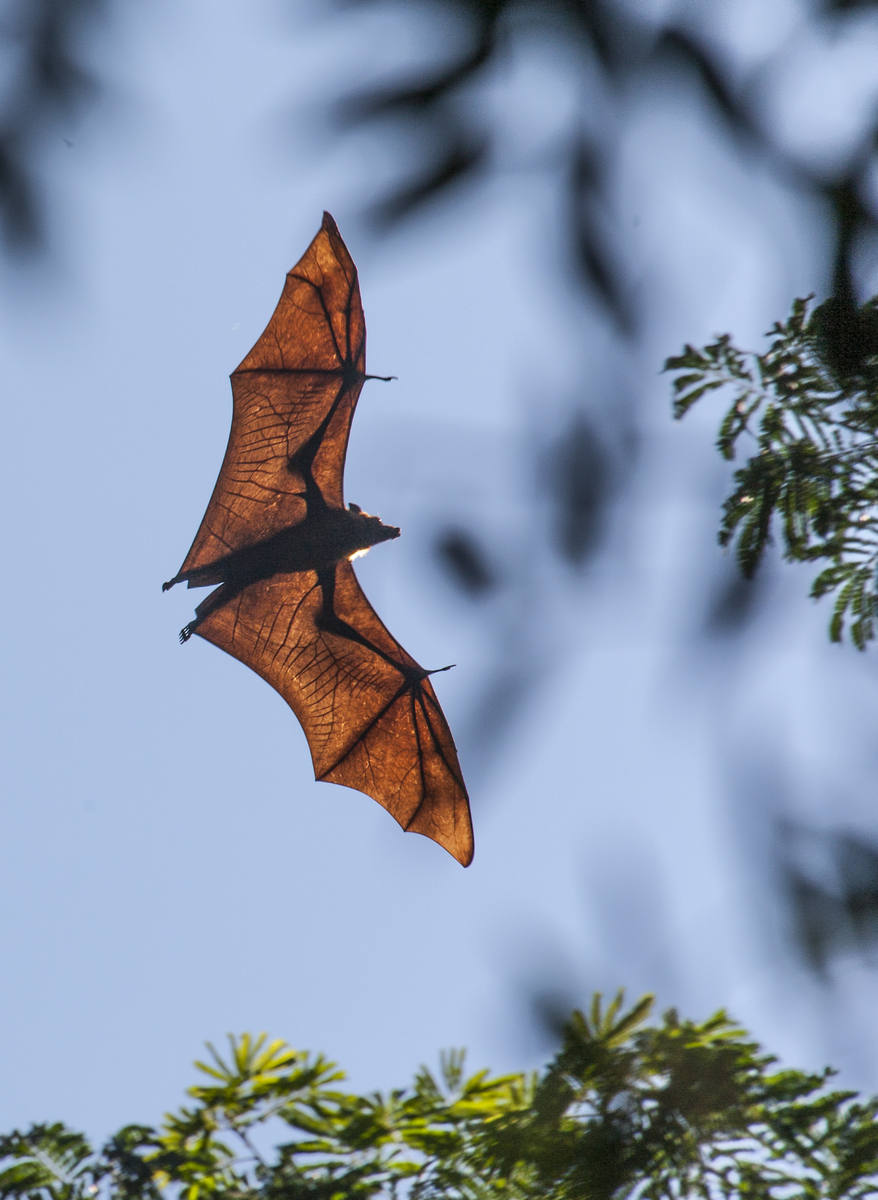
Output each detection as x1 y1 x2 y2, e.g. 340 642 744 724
0 1124 99 1200
666 295 878 647
3 997 878 1198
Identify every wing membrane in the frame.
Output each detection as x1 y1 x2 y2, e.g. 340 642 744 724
179 213 365 573
195 561 473 866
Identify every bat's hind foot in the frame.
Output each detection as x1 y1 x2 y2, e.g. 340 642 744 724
179 623 196 643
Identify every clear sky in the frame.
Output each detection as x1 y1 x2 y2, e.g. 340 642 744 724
3 0 878 1138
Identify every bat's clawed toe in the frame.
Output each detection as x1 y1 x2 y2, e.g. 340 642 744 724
179 624 194 644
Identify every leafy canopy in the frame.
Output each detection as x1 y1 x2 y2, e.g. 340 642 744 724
666 295 878 648
3 993 878 1199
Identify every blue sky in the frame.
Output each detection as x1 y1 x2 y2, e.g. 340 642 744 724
3 0 878 1138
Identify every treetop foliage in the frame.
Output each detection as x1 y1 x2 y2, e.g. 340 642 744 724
4 993 878 1199
666 295 878 648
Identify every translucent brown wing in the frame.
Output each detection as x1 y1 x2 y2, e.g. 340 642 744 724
195 561 474 866
167 213 474 864
178 212 364 574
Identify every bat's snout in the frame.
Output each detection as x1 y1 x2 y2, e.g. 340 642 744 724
366 513 399 543
377 522 400 545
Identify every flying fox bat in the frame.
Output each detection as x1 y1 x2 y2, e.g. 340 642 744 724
163 213 473 866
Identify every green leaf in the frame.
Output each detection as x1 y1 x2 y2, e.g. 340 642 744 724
0 1160 58 1193
607 993 654 1042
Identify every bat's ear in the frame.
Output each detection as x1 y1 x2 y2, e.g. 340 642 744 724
348 502 362 514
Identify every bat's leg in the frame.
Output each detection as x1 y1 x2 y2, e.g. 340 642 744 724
177 583 234 644
164 559 230 590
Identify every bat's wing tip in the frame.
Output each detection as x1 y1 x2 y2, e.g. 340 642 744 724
421 824 475 868
456 844 475 868
408 824 474 867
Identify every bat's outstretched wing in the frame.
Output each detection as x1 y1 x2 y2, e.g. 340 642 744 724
194 561 474 866
167 213 474 865
178 212 364 575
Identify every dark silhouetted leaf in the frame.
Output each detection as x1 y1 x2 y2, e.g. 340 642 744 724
436 528 497 595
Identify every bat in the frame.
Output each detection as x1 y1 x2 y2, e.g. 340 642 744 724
163 213 473 866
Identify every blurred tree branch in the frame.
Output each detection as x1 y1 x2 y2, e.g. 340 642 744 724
331 0 878 358
0 0 106 252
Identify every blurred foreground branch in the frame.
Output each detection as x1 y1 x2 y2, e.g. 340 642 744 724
332 0 878 339
0 0 105 252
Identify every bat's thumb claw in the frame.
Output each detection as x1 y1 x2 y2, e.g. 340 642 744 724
429 663 455 675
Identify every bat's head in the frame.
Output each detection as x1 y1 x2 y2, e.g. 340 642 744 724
345 502 400 559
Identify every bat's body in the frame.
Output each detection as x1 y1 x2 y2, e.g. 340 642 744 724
164 213 473 866
164 506 400 624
